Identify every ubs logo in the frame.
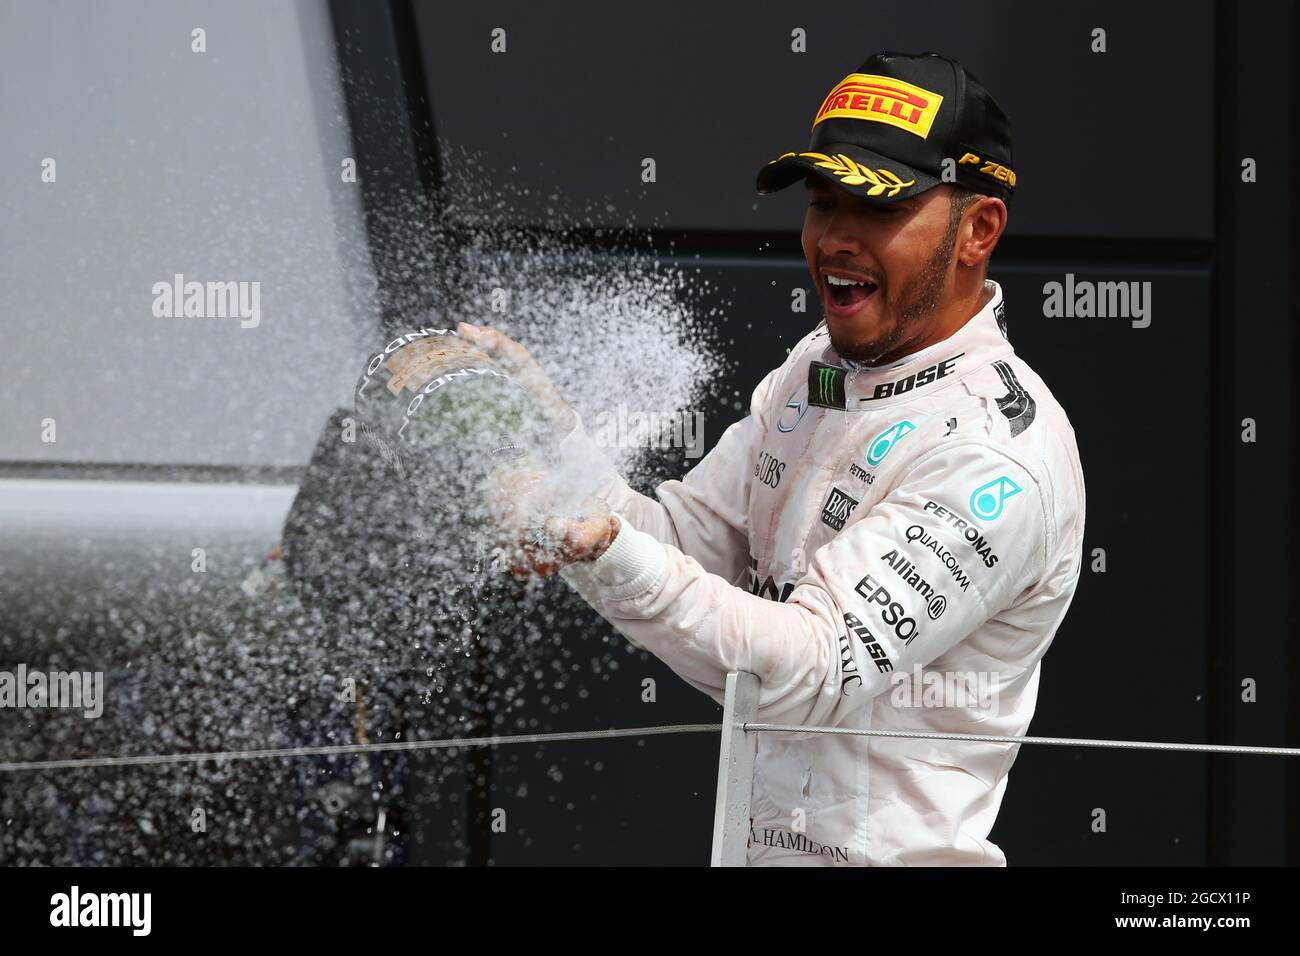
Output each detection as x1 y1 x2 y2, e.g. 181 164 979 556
753 450 786 489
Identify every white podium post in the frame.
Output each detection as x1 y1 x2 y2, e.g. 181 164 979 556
710 670 760 867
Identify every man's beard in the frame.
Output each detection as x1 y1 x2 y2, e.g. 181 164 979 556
829 219 959 366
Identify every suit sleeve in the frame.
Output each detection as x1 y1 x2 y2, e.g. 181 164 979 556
559 366 781 585
560 439 1052 724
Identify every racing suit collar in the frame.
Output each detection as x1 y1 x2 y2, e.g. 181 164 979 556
821 280 1012 409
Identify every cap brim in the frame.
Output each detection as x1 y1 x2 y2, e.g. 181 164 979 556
755 144 940 203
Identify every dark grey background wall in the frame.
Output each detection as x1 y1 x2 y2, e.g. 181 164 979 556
416 1 1215 240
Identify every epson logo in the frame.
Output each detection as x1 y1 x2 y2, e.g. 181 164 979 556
854 574 920 646
860 355 962 402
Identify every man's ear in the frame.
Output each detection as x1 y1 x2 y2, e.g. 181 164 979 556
959 198 1007 268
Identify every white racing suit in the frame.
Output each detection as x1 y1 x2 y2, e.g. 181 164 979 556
561 280 1086 865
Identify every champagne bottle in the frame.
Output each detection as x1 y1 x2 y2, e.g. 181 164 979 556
352 327 557 491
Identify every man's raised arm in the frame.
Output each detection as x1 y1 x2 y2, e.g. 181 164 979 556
561 440 1053 726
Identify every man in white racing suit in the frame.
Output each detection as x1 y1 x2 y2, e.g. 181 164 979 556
473 51 1086 865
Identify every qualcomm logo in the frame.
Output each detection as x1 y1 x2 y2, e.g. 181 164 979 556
866 420 916 467
777 391 809 433
969 476 1022 521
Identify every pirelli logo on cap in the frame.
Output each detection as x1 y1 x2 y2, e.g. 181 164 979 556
813 73 944 139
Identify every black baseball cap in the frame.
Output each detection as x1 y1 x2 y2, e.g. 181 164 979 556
755 52 1015 204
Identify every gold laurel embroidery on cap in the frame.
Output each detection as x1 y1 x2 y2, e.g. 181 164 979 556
798 151 916 197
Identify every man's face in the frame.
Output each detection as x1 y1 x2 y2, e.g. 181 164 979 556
802 177 961 365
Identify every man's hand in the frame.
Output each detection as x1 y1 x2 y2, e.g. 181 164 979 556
456 322 579 434
485 464 619 578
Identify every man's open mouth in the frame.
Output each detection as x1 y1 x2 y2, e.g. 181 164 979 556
825 273 879 310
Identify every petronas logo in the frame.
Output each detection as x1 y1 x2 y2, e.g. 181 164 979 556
866 420 916 467
807 361 847 410
970 476 1022 521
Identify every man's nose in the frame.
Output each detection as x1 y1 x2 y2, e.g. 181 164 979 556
817 209 864 257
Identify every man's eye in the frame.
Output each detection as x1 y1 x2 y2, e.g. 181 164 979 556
807 199 833 210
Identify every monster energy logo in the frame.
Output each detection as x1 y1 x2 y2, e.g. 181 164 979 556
817 367 836 403
807 361 846 410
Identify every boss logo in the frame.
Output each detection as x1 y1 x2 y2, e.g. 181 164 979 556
821 487 859 531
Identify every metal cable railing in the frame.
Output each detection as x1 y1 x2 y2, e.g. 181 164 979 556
5 671 1297 867
0 723 723 773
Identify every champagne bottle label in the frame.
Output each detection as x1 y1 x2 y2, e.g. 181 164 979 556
381 337 497 396
353 329 553 483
